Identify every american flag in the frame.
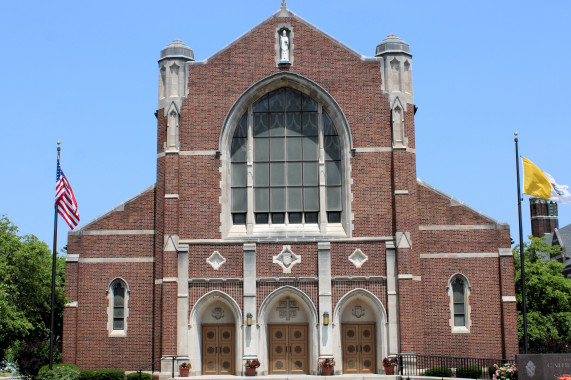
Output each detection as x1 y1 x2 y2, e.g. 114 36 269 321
56 157 80 229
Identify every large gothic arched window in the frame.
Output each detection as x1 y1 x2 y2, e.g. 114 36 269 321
230 87 342 230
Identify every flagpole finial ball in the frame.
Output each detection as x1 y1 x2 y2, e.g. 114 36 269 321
514 132 518 136
57 141 61 145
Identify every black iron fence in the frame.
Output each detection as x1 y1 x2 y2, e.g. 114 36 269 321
395 353 515 379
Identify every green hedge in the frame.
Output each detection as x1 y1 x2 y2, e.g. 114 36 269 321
80 369 97 380
457 366 482 379
424 367 453 377
37 365 80 380
126 373 152 380
94 369 125 380
38 364 79 377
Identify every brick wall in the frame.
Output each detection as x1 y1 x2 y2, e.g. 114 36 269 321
63 10 518 371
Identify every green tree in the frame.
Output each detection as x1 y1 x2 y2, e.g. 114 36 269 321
513 236 571 352
0 215 66 375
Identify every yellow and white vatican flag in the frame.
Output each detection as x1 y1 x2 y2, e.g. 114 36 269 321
522 157 571 204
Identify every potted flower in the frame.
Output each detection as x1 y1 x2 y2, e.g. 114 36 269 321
319 358 335 376
382 357 397 375
244 359 260 376
179 362 191 377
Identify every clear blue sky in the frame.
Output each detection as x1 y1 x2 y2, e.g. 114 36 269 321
2 0 570 251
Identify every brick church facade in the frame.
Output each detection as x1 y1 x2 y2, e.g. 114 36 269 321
63 4 518 376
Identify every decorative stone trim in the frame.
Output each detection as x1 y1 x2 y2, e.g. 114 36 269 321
353 147 392 153
206 251 226 270
69 229 155 236
348 248 368 268
352 305 366 318
396 232 411 248
397 274 422 281
180 235 393 245
420 252 498 259
188 278 243 283
502 296 517 302
499 248 513 256
165 194 179 199
332 275 386 281
273 245 301 273
78 257 154 263
179 150 219 156
419 224 505 231
65 301 78 308
66 254 79 262
257 276 318 282
394 190 409 195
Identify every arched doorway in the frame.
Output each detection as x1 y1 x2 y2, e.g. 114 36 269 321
333 289 388 374
188 291 242 376
258 286 318 375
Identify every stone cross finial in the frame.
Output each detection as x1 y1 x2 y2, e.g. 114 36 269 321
281 0 287 9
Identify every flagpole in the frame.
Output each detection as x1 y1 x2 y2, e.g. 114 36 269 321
514 132 529 354
49 142 61 370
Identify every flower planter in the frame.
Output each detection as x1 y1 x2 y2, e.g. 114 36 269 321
322 366 334 376
245 367 257 376
384 365 395 375
179 367 190 377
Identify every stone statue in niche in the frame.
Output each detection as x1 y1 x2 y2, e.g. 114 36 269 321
280 30 290 62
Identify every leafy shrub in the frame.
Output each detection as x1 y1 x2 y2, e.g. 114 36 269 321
491 363 517 380
457 366 482 379
37 365 80 380
80 369 97 380
489 365 499 379
126 372 152 380
95 369 125 380
39 363 79 376
424 367 453 377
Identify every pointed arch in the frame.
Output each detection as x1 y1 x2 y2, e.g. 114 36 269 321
391 97 406 147
333 288 389 374
189 290 243 327
166 102 180 150
106 277 130 336
219 72 354 239
187 290 243 376
257 285 319 375
219 72 352 152
447 273 471 333
257 285 318 323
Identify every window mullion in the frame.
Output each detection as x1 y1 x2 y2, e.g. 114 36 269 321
246 106 254 234
318 104 327 230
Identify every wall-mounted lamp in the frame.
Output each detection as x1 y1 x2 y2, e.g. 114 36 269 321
246 313 253 326
323 312 329 326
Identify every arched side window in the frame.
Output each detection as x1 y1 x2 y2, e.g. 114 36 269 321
448 274 471 333
107 278 129 336
227 87 347 238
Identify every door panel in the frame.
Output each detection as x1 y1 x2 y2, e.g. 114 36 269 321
269 324 308 374
342 324 376 374
202 325 234 375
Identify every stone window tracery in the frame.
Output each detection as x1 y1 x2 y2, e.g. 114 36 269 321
231 87 342 228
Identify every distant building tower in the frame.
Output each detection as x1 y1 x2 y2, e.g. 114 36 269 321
530 197 559 237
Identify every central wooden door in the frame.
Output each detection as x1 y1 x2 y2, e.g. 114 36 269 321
269 324 308 374
342 324 376 373
202 324 234 375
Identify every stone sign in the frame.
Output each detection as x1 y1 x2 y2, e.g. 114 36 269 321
517 354 571 380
